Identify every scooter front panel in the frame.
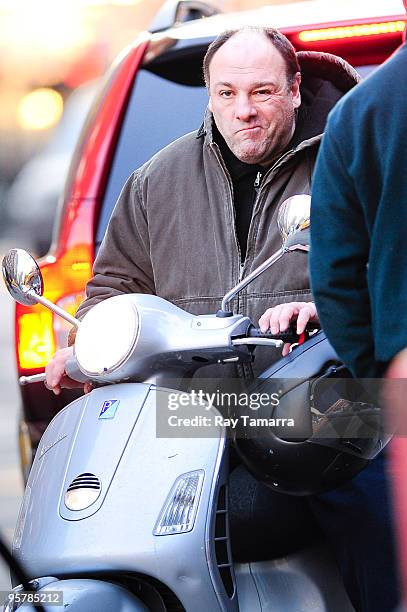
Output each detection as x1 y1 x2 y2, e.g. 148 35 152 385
14 385 232 611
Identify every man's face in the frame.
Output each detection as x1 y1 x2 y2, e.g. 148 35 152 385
208 31 301 166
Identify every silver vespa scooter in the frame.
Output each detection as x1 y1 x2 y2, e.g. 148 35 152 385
1 195 354 612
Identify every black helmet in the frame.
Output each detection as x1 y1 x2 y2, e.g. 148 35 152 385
231 331 390 496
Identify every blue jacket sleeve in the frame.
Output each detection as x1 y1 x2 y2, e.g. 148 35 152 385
309 117 379 378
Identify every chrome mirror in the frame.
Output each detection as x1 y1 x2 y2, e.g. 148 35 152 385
2 248 80 328
2 248 43 306
218 194 311 316
277 194 311 251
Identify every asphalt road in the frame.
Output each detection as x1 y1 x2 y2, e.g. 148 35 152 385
0 244 24 591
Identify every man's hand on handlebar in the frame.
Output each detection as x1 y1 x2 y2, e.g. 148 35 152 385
45 347 92 395
258 301 319 356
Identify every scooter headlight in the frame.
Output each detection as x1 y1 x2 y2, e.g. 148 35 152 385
154 470 204 536
75 296 139 376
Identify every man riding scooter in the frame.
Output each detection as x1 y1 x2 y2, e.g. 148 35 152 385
45 26 397 611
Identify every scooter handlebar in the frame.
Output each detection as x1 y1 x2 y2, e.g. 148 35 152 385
19 373 47 386
247 322 320 344
19 357 89 386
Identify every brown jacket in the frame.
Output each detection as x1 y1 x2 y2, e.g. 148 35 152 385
76 52 359 374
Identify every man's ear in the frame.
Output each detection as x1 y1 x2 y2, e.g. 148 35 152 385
208 97 213 112
291 72 301 110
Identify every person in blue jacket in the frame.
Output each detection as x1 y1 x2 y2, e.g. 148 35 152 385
310 12 407 380
309 3 407 610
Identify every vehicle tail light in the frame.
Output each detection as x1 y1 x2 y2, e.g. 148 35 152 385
17 310 55 370
298 20 406 43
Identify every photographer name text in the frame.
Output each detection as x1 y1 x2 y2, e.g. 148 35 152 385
167 415 295 428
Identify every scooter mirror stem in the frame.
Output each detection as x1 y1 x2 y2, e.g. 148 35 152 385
29 291 80 329
218 247 285 317
218 194 311 317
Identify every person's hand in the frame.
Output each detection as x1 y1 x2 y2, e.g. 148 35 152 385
258 301 319 356
45 347 92 395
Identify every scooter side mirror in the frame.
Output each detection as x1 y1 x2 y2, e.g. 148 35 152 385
277 194 311 252
2 248 43 306
2 248 80 330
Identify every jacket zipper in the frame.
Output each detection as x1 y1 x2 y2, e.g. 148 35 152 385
242 170 263 281
210 143 243 287
239 148 295 281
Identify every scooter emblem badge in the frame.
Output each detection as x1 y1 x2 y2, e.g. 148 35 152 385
99 399 120 419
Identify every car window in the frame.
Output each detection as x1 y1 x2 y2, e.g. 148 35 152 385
96 68 208 246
